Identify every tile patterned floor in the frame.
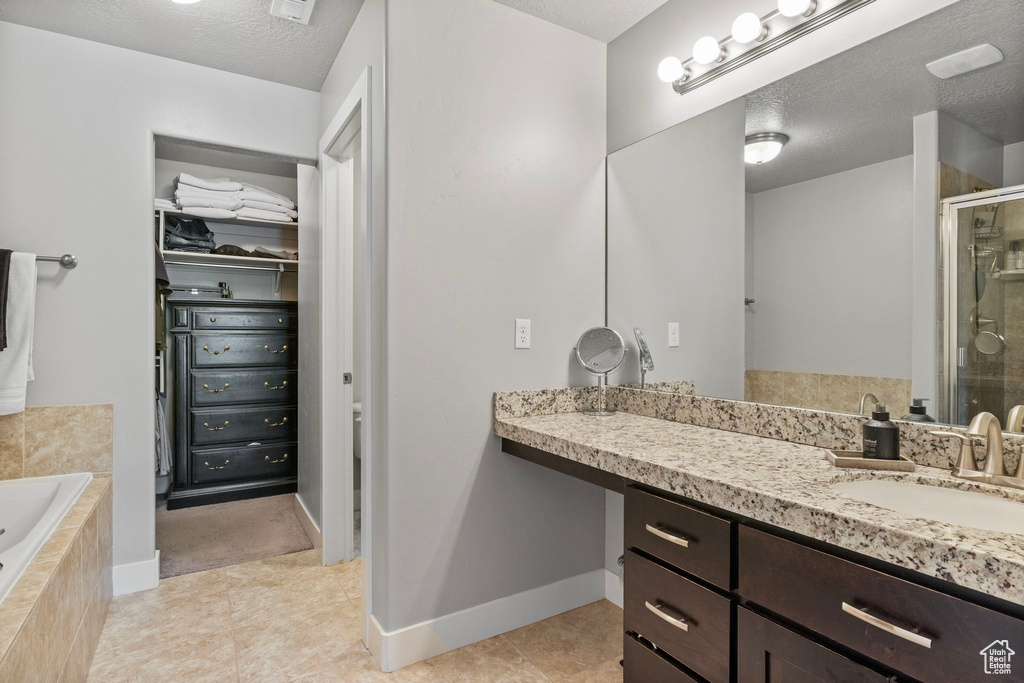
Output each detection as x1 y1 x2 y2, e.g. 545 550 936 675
87 550 623 682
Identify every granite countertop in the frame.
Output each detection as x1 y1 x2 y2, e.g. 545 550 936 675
496 410 1024 606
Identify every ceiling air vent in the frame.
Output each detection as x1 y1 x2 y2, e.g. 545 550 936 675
269 0 317 25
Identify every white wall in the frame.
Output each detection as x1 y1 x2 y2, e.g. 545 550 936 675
606 0 959 152
0 21 319 574
607 99 747 400
1005 141 1024 188
938 113 1004 187
383 0 607 631
748 156 915 378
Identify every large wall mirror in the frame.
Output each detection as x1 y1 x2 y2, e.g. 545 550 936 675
607 0 1024 428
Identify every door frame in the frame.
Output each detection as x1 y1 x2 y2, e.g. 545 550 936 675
319 66 373 636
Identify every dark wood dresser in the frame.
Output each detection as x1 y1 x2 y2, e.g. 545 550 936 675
168 299 298 509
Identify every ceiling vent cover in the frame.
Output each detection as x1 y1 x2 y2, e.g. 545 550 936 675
270 0 317 25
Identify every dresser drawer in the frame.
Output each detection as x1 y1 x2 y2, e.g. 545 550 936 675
191 442 296 485
624 634 699 683
191 333 296 367
739 526 1024 682
191 369 297 406
192 308 296 330
624 550 731 683
191 406 297 446
625 487 732 589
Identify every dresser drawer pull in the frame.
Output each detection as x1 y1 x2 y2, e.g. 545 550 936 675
265 344 289 354
209 317 217 323
265 417 289 427
646 524 690 548
265 453 290 464
841 602 932 649
202 383 230 393
278 318 284 324
204 421 229 431
203 459 230 470
265 381 289 390
645 601 691 632
203 345 230 355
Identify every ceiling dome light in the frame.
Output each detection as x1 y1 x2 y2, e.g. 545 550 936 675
657 57 686 83
693 36 725 65
744 133 789 165
778 0 816 18
732 13 767 44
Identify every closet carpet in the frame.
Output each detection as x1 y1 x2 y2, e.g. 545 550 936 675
156 494 313 578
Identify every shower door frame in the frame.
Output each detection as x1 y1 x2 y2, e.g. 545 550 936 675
940 183 1024 424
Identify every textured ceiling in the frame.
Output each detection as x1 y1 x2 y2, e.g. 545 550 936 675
746 0 1024 193
0 0 364 91
492 0 668 42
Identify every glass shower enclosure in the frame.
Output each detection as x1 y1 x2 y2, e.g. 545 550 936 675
942 185 1024 428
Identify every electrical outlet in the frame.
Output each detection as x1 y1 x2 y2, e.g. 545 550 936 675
668 322 680 348
515 319 531 349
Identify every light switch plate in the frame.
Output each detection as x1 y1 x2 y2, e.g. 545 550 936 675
515 319 531 349
668 322 680 348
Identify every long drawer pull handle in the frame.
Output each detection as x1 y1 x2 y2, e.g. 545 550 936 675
203 345 230 355
645 601 690 632
646 524 690 548
202 383 230 393
204 421 229 431
265 344 289 354
265 454 290 464
841 602 932 649
265 381 289 390
203 459 230 470
265 417 289 427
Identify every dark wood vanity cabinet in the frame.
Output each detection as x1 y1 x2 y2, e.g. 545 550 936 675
621 484 1024 683
168 300 298 509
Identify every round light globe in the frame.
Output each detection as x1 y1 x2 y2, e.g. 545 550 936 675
778 0 815 18
657 57 685 83
744 133 789 165
732 13 764 44
693 36 723 65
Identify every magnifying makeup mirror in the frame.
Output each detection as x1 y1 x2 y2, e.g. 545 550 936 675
634 327 654 389
575 327 626 417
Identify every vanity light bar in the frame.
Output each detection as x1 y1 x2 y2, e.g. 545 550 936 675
662 0 876 96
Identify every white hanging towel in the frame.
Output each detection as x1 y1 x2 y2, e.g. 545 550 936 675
0 252 36 415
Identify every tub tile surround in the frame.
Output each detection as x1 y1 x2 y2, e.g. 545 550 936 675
0 476 113 682
493 387 1024 605
0 404 114 480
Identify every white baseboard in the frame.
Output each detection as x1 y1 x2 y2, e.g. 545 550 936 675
369 569 605 672
113 550 160 596
294 493 322 549
604 569 623 609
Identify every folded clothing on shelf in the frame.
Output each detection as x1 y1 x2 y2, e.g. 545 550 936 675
237 207 295 223
180 207 237 220
155 198 176 211
164 216 216 253
240 183 296 210
176 194 243 211
253 245 298 260
241 199 298 219
177 172 243 193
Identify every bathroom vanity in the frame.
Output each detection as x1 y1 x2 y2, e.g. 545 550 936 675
496 394 1024 682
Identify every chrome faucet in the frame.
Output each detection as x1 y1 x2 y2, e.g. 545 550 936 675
858 393 880 416
969 412 1006 476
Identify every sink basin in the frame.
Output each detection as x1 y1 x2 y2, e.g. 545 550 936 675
832 480 1024 535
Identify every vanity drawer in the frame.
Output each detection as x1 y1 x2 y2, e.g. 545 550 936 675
624 550 731 683
739 526 1024 682
191 442 296 485
191 369 297 406
625 486 732 589
191 333 296 367
191 406 297 445
623 634 699 683
192 309 296 330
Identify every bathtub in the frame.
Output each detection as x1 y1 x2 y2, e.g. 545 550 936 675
0 472 93 604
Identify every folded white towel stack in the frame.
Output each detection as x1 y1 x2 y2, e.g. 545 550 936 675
177 172 243 193
162 174 297 222
0 253 36 415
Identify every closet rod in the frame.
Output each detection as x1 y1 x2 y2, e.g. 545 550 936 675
36 254 78 269
163 260 290 273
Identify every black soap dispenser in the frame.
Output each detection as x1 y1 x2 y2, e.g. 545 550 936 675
900 398 936 423
863 404 900 460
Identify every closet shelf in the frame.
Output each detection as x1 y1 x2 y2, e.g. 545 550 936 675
157 209 297 230
162 250 299 270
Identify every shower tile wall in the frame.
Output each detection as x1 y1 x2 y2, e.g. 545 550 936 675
1001 199 1024 416
745 370 912 417
0 404 113 479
